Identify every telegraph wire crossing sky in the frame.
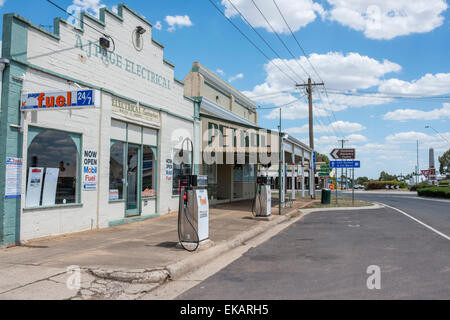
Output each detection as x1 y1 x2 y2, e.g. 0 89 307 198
0 0 449 179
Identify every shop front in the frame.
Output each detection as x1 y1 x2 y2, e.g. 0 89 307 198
199 111 277 204
0 5 195 245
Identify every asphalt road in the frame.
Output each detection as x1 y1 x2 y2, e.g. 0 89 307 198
177 192 450 299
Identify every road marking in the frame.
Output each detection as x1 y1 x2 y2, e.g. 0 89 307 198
399 196 450 203
377 202 450 241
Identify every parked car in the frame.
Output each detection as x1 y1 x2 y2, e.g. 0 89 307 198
353 184 364 189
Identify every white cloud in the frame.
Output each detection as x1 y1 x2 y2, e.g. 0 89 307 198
315 134 367 145
325 91 393 108
0 0 6 8
379 73 450 96
346 134 368 143
382 131 450 154
216 69 225 76
154 21 162 31
383 103 450 121
165 15 193 32
72 0 106 17
327 0 448 40
285 121 366 134
385 131 435 144
300 52 401 91
246 52 400 111
222 0 325 34
228 73 244 82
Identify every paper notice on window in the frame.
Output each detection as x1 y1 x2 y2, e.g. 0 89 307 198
26 167 44 207
42 168 59 206
5 157 22 199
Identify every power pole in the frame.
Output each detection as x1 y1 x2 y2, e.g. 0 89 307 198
296 78 323 197
296 78 324 150
278 108 282 215
337 139 348 191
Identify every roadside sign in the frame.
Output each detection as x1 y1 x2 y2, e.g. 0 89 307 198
421 170 430 178
318 173 330 177
330 160 360 168
312 152 316 170
21 89 99 111
330 148 355 159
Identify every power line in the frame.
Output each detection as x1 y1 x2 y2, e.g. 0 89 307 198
250 0 311 81
226 0 306 83
257 92 308 109
325 90 450 101
207 0 298 85
271 0 321 82
271 0 345 138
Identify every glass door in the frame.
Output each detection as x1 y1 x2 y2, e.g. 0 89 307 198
126 144 140 217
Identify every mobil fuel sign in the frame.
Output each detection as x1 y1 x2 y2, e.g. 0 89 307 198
21 89 99 111
83 149 98 191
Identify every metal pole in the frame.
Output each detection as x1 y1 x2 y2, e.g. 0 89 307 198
335 170 338 204
416 140 419 185
352 167 354 206
279 108 282 215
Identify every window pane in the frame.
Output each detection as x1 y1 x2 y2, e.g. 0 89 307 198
26 129 79 207
142 146 155 198
109 141 125 200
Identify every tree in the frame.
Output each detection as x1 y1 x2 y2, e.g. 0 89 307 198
356 176 369 185
438 148 450 178
317 153 330 165
378 171 397 181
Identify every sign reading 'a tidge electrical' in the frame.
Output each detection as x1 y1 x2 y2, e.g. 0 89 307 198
21 89 99 111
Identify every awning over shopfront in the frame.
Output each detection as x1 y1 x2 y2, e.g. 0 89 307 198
199 97 277 162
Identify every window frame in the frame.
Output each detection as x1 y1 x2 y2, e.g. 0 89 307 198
109 132 158 215
26 126 82 208
141 144 157 200
109 139 126 202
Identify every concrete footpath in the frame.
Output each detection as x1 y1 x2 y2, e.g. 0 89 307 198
0 199 312 300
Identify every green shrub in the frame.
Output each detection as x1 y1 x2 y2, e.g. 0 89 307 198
439 180 450 186
409 182 429 191
365 180 406 190
417 186 450 199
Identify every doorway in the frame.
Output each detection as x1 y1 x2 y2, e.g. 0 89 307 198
126 144 140 217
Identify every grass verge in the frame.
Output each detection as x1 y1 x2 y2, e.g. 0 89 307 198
304 196 372 209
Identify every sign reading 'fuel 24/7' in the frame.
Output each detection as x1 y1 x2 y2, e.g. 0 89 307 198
21 89 98 111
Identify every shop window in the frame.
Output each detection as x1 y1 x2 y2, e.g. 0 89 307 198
233 164 255 182
26 129 80 207
142 146 156 198
203 164 217 184
172 148 192 195
109 141 125 200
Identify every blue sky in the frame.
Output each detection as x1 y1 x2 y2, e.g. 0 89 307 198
1 0 449 179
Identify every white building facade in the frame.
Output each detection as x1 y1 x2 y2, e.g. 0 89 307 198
0 5 195 245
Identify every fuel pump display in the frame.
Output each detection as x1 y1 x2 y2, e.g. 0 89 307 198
252 176 271 217
178 174 209 252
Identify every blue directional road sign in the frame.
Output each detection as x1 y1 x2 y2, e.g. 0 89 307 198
329 160 361 168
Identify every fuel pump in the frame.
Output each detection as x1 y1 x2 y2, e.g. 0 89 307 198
178 175 209 252
252 176 271 217
176 137 210 252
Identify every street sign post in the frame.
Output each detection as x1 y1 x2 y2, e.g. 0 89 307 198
330 148 355 159
330 160 360 168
